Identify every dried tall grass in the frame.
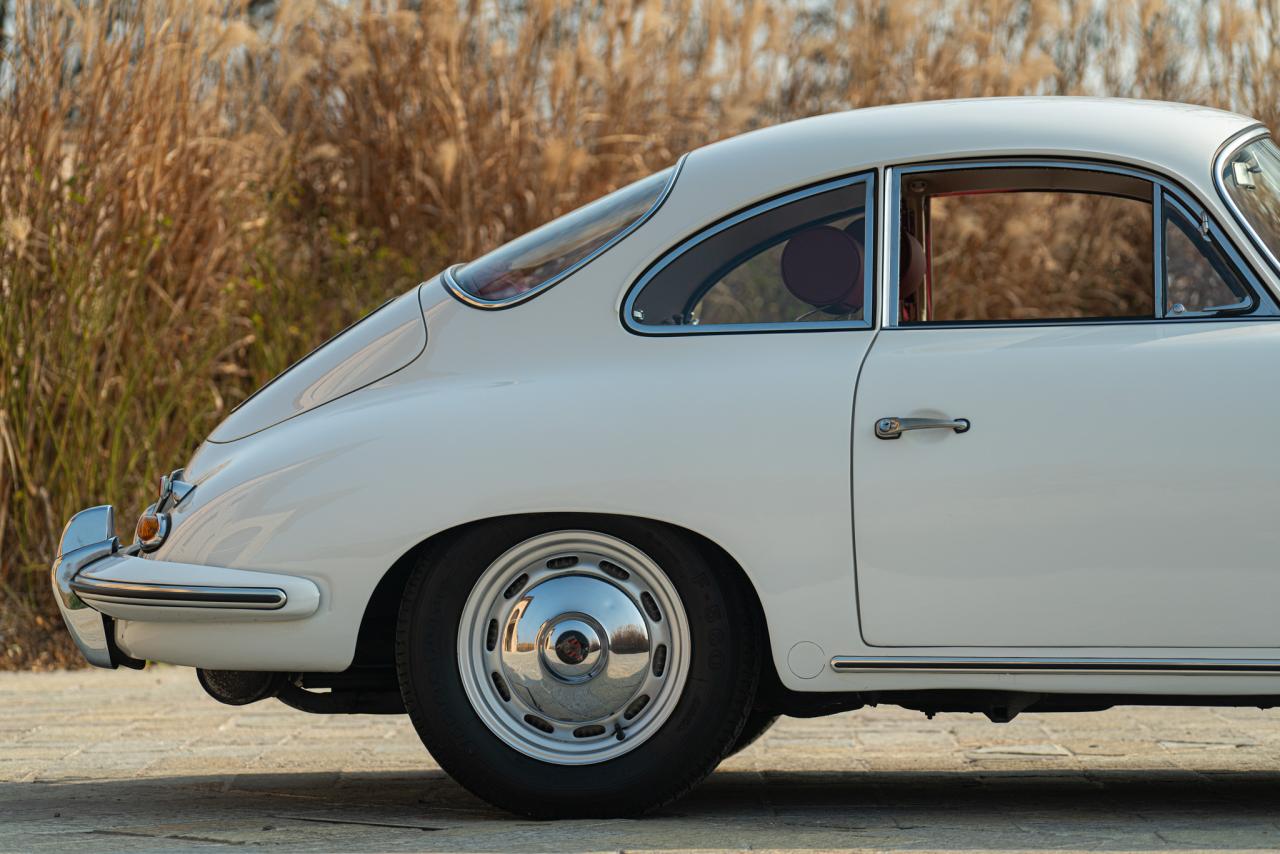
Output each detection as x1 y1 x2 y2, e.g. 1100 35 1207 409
1 0 1276 667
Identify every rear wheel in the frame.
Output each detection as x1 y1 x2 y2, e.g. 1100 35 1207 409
395 516 760 818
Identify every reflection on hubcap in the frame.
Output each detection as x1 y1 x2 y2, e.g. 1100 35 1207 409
543 617 605 681
503 576 648 721
553 628 590 666
456 531 690 765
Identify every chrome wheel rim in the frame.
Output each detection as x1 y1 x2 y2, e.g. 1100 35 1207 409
457 531 691 765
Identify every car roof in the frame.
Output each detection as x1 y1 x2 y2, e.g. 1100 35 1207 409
669 98 1262 235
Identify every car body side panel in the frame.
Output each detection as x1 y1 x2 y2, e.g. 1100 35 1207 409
121 276 876 686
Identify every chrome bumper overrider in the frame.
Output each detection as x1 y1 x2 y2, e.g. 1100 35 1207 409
51 506 121 668
51 505 321 669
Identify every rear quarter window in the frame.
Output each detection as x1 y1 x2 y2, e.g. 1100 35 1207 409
449 165 678 305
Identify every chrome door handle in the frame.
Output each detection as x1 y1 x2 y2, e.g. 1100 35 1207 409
875 416 970 440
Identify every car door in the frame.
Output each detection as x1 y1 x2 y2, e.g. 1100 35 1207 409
853 160 1280 649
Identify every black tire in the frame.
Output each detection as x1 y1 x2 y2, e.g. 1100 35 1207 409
725 707 780 758
395 515 760 818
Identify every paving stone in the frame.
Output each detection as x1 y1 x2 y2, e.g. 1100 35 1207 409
4 668 1280 851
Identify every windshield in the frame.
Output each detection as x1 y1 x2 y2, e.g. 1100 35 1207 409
1221 136 1280 267
452 166 676 304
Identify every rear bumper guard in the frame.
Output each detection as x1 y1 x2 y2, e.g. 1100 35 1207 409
51 505 321 669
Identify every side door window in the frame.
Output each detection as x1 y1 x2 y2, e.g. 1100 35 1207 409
890 164 1266 324
896 166 1156 323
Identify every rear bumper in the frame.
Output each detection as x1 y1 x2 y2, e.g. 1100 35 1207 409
51 505 322 669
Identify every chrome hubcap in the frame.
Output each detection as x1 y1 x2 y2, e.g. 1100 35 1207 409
542 616 604 682
457 531 690 764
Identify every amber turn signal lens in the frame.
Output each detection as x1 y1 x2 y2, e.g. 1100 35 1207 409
136 512 161 543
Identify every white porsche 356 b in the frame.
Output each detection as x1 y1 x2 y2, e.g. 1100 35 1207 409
52 97 1280 816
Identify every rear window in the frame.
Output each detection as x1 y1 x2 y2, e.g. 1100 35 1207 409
451 166 676 305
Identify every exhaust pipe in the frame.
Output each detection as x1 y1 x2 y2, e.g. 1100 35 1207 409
197 667 405 714
197 668 291 706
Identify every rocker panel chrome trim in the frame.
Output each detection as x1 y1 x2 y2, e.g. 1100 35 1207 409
831 656 1280 674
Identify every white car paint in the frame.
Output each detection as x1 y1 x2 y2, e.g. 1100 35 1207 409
854 320 1280 648
75 97 1280 697
208 287 428 442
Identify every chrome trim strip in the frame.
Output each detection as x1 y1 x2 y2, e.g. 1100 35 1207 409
884 166 901 330
1153 184 1165 318
621 170 877 336
1212 125 1277 278
621 318 872 336
875 314 1280 332
831 656 1280 675
71 577 287 610
444 153 689 310
884 156 1275 328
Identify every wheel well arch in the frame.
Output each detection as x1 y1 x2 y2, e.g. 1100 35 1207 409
351 512 775 679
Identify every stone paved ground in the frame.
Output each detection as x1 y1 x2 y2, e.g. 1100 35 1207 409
5 669 1280 852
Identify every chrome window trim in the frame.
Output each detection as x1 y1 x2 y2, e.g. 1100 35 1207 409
884 156 1275 330
1213 124 1279 279
1152 184 1165 318
444 154 688 310
832 655 1280 674
878 164 892 330
621 171 878 336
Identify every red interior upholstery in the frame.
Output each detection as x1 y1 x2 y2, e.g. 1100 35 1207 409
899 230 925 299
